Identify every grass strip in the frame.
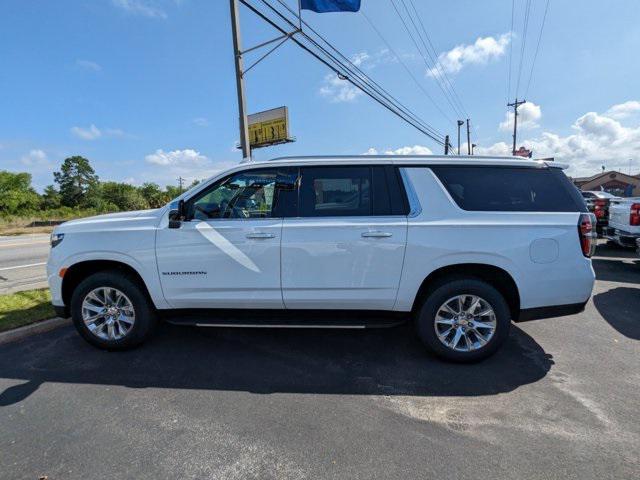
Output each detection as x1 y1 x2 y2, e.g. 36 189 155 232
0 288 55 332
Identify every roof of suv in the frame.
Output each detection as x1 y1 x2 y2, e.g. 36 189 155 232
257 155 563 169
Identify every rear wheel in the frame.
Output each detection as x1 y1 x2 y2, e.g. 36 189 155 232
416 278 511 362
70 270 157 350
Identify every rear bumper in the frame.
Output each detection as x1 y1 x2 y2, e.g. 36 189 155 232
515 301 587 322
603 227 640 248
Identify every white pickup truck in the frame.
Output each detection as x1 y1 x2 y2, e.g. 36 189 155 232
47 155 596 362
604 198 640 247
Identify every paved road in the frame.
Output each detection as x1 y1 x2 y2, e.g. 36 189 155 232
0 234 50 294
0 245 638 479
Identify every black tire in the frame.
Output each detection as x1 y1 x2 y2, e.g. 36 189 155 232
415 277 511 363
70 270 157 350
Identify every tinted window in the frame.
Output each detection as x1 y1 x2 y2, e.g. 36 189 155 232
189 168 297 220
300 166 371 217
372 166 391 215
385 166 410 215
430 166 587 212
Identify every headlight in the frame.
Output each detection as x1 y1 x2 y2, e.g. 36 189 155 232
50 232 65 248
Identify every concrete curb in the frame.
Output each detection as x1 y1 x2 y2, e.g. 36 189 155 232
0 317 71 345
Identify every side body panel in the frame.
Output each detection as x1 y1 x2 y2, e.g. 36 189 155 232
394 167 595 312
280 216 407 309
155 218 283 308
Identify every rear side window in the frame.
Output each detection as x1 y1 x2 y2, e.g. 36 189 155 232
430 166 587 212
300 166 371 217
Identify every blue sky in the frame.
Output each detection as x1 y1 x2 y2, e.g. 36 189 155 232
2 0 640 190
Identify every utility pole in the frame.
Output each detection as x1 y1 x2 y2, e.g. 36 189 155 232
230 0 251 160
177 176 185 194
444 135 450 155
507 98 526 156
466 119 471 155
457 120 464 155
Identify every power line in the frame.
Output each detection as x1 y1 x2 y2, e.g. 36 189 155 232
524 0 550 98
404 0 468 117
515 0 533 97
360 10 454 125
388 0 464 119
266 0 448 142
506 0 515 104
270 0 446 139
241 0 447 145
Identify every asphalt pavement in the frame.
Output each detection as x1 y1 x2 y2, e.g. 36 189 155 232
0 234 50 294
0 244 638 479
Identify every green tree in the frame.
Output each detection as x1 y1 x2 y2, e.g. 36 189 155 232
40 185 61 210
99 182 149 211
165 185 182 200
53 156 99 208
0 170 40 215
139 182 170 208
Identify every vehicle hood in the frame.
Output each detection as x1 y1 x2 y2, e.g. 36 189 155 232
56 208 163 233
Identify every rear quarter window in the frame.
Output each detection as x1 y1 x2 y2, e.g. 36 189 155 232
430 166 587 213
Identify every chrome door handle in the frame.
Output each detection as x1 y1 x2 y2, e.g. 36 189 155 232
361 231 393 238
246 232 275 239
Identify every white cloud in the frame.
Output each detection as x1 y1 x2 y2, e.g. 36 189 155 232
20 149 49 166
76 60 102 72
386 145 433 155
192 117 210 127
145 148 209 166
70 124 127 140
364 145 433 156
111 0 167 19
319 73 362 103
143 148 238 185
349 49 395 70
71 124 102 140
19 149 56 175
499 102 542 131
474 142 511 157
604 100 640 120
428 33 511 76
351 52 370 67
478 101 640 176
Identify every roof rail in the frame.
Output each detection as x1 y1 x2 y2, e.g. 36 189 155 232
267 154 530 162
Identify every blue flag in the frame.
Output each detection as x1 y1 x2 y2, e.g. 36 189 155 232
300 0 361 13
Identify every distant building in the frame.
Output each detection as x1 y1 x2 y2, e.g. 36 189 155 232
572 171 640 197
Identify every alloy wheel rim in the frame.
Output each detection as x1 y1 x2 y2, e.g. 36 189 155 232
81 287 135 341
434 294 497 352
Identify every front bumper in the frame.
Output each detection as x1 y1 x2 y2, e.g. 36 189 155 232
46 258 65 307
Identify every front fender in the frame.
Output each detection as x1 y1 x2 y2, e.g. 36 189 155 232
58 250 168 310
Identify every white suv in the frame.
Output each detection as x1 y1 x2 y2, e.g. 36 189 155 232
47 155 596 362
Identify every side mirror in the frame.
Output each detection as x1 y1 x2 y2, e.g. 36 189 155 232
168 199 185 229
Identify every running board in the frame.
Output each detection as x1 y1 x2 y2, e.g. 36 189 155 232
161 309 408 329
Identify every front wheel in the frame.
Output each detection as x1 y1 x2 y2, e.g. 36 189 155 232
70 270 157 350
416 278 511 362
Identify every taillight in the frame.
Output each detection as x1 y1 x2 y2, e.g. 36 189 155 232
594 199 607 218
578 213 597 257
630 203 640 226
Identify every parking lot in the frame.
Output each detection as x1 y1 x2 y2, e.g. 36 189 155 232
0 243 638 479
